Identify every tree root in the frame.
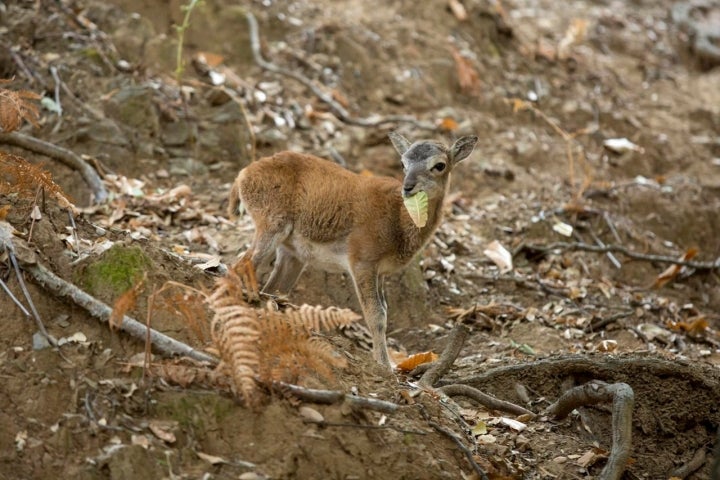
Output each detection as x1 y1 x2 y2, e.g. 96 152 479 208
671 447 707 480
438 384 534 417
546 381 634 480
0 132 108 203
444 354 719 391
419 323 469 387
269 380 398 413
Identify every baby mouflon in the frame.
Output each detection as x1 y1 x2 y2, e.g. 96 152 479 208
228 132 478 369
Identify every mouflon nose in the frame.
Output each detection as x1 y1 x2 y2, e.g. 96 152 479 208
402 182 416 196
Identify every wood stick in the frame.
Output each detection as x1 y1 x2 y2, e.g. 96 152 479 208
269 380 398 413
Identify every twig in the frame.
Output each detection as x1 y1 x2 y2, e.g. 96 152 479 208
438 384 534 417
589 230 621 269
8 250 57 346
546 381 634 480
269 380 398 413
670 447 706 479
49 66 63 116
245 12 437 131
585 309 634 333
0 132 108 203
424 416 489 480
420 323 469 387
517 241 720 270
0 276 31 317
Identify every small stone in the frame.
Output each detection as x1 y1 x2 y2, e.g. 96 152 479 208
32 332 51 350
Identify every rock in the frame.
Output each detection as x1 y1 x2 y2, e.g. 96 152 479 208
104 85 159 137
169 157 209 177
111 14 156 65
161 120 196 147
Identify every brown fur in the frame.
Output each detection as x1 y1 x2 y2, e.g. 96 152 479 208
228 134 478 369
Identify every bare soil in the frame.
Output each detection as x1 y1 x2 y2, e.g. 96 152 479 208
1 0 720 479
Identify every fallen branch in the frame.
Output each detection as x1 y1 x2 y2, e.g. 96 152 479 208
419 323 469 387
269 380 398 413
517 241 720 271
0 132 108 203
245 12 437 131
546 381 634 480
0 221 215 364
438 384 534 417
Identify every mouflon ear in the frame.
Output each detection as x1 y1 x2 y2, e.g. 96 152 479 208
388 131 412 156
449 135 478 164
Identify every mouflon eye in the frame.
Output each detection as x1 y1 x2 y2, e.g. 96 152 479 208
432 163 446 172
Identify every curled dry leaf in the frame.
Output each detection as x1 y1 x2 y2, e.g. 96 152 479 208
557 18 588 60
403 190 429 228
653 247 698 288
483 240 513 273
395 351 438 372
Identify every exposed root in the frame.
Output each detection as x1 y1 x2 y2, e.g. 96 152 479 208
546 381 634 480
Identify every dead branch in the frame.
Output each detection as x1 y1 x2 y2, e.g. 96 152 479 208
0 221 216 363
546 381 634 480
269 380 398 414
671 447 707 480
0 132 108 203
419 323 469 387
517 241 720 271
245 12 437 131
438 384 534 417
7 249 56 346
418 405 488 480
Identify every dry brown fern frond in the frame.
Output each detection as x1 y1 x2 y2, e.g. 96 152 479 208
211 256 259 305
210 301 261 405
257 310 347 384
283 304 362 333
0 152 75 210
153 281 210 343
109 274 146 330
0 84 41 133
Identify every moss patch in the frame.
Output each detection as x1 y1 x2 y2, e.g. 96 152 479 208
80 244 152 299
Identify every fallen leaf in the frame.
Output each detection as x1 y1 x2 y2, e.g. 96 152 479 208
471 421 487 436
299 406 324 424
483 240 513 273
499 417 527 432
395 351 438 372
451 47 481 96
437 116 459 132
196 451 227 465
552 221 573 237
603 137 645 154
403 191 429 228
149 420 177 444
653 247 698 288
557 18 588 60
447 0 467 21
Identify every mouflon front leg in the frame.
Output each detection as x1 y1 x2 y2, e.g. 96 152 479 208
350 263 391 369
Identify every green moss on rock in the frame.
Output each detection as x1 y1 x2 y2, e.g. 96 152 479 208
81 244 151 298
